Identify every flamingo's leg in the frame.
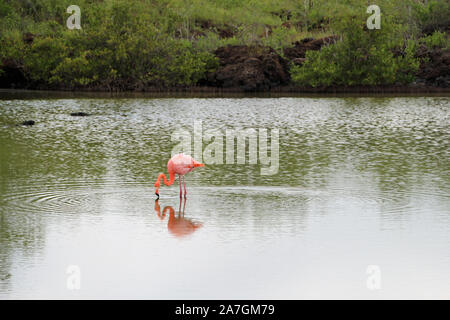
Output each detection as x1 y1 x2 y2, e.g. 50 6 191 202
178 197 182 217
179 175 182 198
183 175 187 199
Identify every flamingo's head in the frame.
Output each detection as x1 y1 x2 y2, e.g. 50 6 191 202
193 160 205 168
154 181 161 199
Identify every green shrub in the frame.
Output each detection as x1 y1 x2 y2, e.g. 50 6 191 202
413 0 450 34
0 0 12 17
144 40 219 86
22 36 68 85
262 25 298 55
0 29 26 63
419 31 449 49
7 0 219 89
290 17 420 87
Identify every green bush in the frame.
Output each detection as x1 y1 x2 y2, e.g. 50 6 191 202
262 25 298 55
413 0 450 34
0 0 219 89
22 36 68 85
143 40 219 87
0 29 26 63
0 0 12 17
419 31 449 49
290 17 420 87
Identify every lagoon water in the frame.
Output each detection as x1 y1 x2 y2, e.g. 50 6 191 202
0 92 449 299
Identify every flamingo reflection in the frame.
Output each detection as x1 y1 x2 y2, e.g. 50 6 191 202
154 199 203 238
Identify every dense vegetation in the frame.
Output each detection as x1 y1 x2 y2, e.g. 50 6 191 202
291 16 420 86
0 0 449 90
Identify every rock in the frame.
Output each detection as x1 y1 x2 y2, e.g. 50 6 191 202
207 45 290 91
261 52 289 84
206 39 340 91
283 36 339 60
281 22 292 29
70 112 90 117
218 27 235 39
18 120 35 126
416 46 450 87
292 58 306 66
435 76 450 88
0 59 27 89
197 19 236 39
23 32 34 45
301 37 315 44
271 9 292 21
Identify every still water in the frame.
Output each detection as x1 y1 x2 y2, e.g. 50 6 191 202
0 93 449 299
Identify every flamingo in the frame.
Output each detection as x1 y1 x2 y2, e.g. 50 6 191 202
154 153 204 199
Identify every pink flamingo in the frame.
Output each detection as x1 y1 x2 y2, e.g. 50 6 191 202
154 153 204 199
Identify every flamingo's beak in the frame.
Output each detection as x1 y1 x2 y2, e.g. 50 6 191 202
193 161 205 168
154 181 160 199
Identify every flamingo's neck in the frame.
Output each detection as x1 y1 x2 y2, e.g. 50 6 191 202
154 171 175 193
164 207 176 221
154 200 163 219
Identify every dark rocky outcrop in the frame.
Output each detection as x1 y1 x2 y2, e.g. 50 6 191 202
415 46 450 88
197 20 237 39
18 120 35 126
23 32 34 45
271 9 292 21
291 57 306 66
70 112 90 117
202 37 341 91
205 45 290 91
0 59 27 89
283 36 339 61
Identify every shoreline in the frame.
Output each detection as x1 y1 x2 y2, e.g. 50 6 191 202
1 84 449 98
